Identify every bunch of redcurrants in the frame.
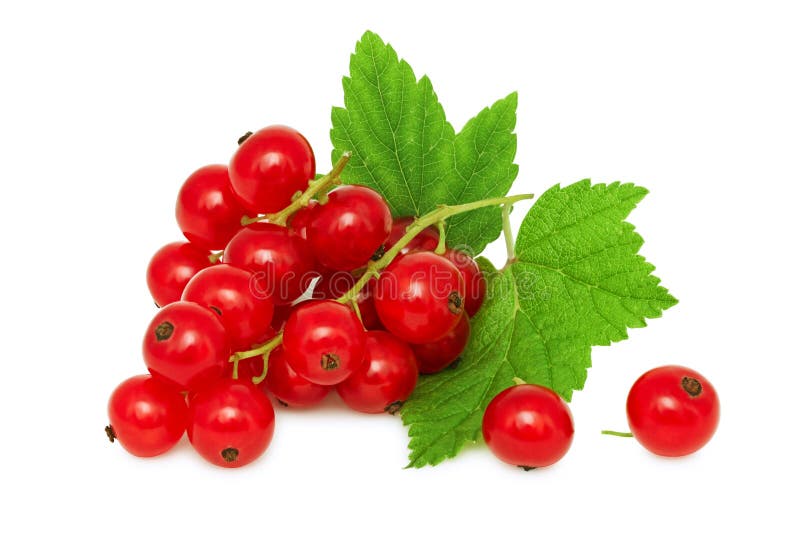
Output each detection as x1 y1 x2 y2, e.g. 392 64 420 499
106 126 486 468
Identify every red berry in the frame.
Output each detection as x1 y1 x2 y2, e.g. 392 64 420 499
106 375 188 457
412 314 470 374
626 365 720 457
146 241 213 307
143 301 230 391
229 126 315 214
385 216 440 255
282 300 366 385
444 248 486 317
374 252 465 344
188 379 275 468
223 222 317 305
176 165 246 250
336 331 418 414
308 185 392 270
287 200 319 240
313 272 382 330
482 384 575 469
181 264 274 351
264 346 330 407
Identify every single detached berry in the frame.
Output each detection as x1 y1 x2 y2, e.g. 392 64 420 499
444 248 486 317
625 365 720 457
264 346 330 408
188 379 275 468
412 314 470 374
176 164 247 250
384 217 440 255
106 375 188 457
229 125 316 214
223 222 318 305
336 331 418 414
482 384 575 469
308 185 392 271
374 251 465 344
282 300 366 385
146 241 214 307
142 301 230 391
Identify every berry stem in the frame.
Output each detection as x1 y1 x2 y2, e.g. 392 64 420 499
230 192 535 381
502 204 516 264
434 220 447 255
240 152 352 227
601 430 634 437
208 251 224 264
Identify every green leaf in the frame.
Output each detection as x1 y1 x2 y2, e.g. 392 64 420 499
401 181 677 467
331 31 518 255
445 93 519 255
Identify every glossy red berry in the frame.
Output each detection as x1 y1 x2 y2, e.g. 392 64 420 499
336 331 418 414
412 314 470 374
482 384 575 469
106 375 188 457
374 251 465 344
146 241 213 307
264 346 330 407
176 165 247 250
444 248 486 317
308 185 392 270
625 365 720 457
181 264 274 351
143 301 230 391
188 379 275 468
385 216 440 255
223 222 317 305
287 200 319 240
229 125 315 214
313 272 382 330
282 300 366 385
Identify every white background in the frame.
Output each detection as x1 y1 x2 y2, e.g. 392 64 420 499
1 1 798 540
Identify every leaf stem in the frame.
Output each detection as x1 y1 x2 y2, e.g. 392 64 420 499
502 204 515 264
240 152 351 227
601 430 634 438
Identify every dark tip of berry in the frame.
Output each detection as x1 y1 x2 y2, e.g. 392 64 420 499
154 301 160 309
320 353 340 371
209 305 222 316
448 358 462 371
237 131 253 145
384 401 403 415
447 291 463 315
681 376 702 397
371 244 386 261
518 465 537 472
105 425 116 443
154 321 174 341
277 399 289 407
221 447 239 463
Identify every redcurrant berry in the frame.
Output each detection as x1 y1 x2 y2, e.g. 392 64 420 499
229 125 315 214
176 165 246 250
106 375 188 457
287 200 319 240
223 222 318 305
374 252 465 344
188 379 275 468
146 241 213 307
625 365 720 457
482 384 575 469
444 248 486 317
308 185 392 270
336 331 418 414
412 314 470 374
385 216 440 255
264 346 330 407
282 300 366 385
143 301 230 391
181 264 274 351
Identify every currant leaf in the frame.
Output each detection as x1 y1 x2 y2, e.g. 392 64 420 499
330 31 518 255
401 181 677 467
